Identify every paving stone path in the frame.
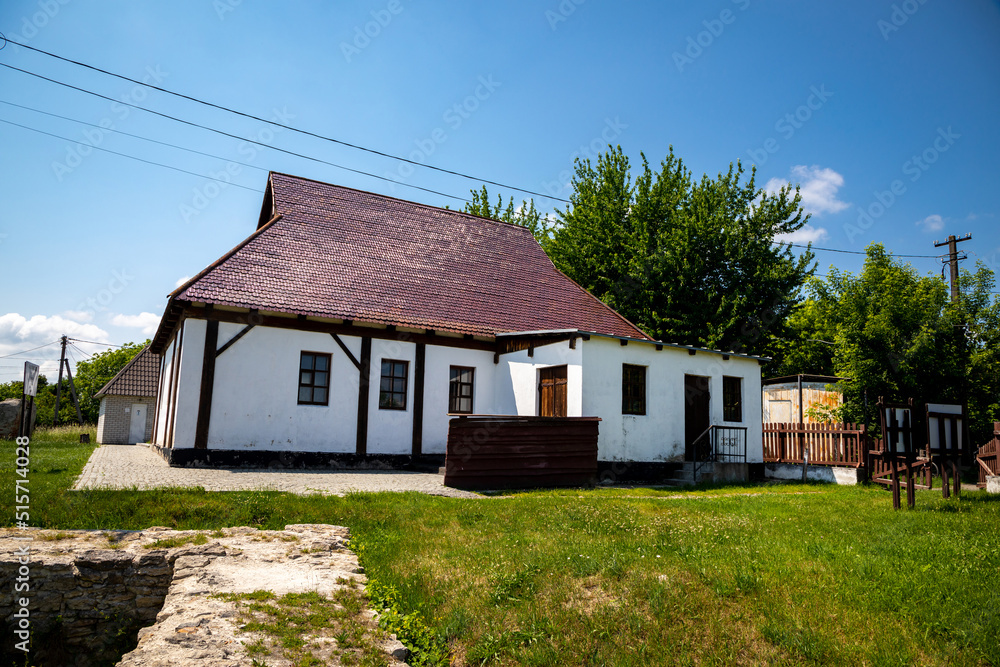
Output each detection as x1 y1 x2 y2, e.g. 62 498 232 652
73 444 481 498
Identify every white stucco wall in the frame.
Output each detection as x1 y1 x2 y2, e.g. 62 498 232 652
160 318 761 462
580 336 763 462
207 324 360 452
171 319 206 449
495 340 583 417
421 345 497 454
153 335 176 445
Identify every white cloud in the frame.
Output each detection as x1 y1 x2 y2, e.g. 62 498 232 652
916 214 945 232
174 276 192 289
111 312 161 336
766 165 850 216
776 224 829 245
0 313 110 380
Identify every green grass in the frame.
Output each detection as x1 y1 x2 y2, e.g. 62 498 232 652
213 581 389 667
3 429 999 666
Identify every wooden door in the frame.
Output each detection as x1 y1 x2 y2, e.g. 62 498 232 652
539 365 568 417
684 375 711 461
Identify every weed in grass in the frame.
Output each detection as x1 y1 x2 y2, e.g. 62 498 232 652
143 533 208 549
37 531 75 541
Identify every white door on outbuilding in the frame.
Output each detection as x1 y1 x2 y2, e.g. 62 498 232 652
129 404 147 443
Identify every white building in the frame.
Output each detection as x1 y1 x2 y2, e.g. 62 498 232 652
149 173 763 476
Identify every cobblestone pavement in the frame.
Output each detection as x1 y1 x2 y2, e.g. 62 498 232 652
73 445 481 498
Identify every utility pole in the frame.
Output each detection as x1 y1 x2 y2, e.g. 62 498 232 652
934 233 972 304
52 335 84 426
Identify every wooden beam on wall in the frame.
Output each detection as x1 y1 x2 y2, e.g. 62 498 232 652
330 333 362 371
356 337 372 456
216 324 255 357
194 319 219 450
412 343 426 458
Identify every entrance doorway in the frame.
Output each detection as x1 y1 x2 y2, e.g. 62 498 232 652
129 404 147 444
684 375 711 461
539 365 568 417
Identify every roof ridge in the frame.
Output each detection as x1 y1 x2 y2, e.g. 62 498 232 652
268 171 539 234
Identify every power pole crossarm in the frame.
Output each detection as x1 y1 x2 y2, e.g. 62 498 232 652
934 234 972 304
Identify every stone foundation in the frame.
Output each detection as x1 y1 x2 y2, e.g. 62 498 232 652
0 525 408 667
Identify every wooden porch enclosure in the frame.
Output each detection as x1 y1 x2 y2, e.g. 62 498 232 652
976 422 1000 488
762 422 867 467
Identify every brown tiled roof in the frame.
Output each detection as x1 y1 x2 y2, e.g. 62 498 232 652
173 173 650 339
95 347 160 398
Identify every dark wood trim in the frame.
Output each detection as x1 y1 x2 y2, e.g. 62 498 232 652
194 319 219 450
412 343 426 458
184 305 495 352
497 333 576 355
165 324 184 448
151 350 167 444
356 337 372 456
216 324 255 357
330 333 362 371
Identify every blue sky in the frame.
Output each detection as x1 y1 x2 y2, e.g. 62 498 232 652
1 0 998 381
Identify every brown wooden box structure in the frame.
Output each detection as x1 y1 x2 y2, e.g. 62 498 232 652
444 415 600 490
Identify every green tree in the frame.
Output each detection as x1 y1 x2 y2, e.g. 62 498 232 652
462 186 553 245
546 146 815 353
784 245 1000 441
0 375 49 401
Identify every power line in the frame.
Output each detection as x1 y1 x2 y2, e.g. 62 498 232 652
0 340 59 359
0 117 264 192
0 55 974 263
783 242 940 259
68 338 129 348
2 37 565 203
0 61 471 204
0 98 271 174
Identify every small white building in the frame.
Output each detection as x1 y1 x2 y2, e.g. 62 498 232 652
149 173 763 474
95 347 160 445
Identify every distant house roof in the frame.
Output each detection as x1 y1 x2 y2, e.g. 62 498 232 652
167 172 650 340
95 347 160 398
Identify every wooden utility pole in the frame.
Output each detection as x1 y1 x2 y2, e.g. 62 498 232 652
934 234 972 303
52 335 83 426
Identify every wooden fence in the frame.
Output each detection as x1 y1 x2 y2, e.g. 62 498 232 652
976 422 1000 488
763 422 867 467
443 416 600 490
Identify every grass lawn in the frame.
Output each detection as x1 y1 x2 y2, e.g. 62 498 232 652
3 428 999 666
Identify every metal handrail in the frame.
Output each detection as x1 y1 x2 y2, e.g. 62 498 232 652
692 425 748 482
